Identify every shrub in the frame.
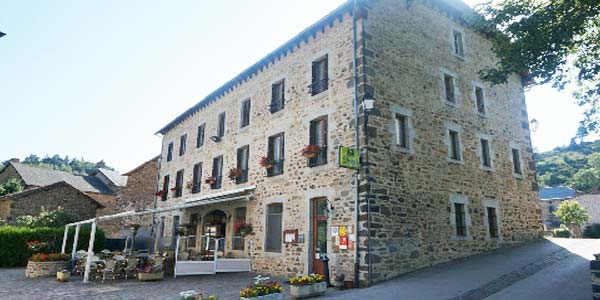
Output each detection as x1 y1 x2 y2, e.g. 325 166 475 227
553 225 571 238
583 223 600 238
0 225 105 267
15 206 79 228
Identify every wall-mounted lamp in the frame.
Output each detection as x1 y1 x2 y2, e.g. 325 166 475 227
530 119 539 132
362 95 375 112
210 136 221 143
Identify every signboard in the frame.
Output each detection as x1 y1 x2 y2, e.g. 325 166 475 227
339 226 348 250
339 146 360 170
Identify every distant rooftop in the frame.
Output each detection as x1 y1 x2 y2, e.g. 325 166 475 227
95 168 128 187
539 186 576 201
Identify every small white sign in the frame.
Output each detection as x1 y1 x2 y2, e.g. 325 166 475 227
331 226 339 237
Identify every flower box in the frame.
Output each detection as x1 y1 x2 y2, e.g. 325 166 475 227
290 282 327 299
26 260 70 278
138 271 164 281
241 293 283 300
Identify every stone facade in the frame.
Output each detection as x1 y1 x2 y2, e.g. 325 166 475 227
25 260 70 278
98 157 159 238
155 0 540 286
572 194 600 227
0 181 102 224
540 199 562 229
0 164 24 187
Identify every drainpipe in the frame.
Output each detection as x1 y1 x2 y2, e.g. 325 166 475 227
351 0 361 288
153 133 164 251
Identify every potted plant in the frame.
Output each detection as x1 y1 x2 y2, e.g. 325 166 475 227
137 258 164 281
170 187 178 194
259 156 274 169
156 190 166 197
186 180 194 190
228 168 243 181
234 221 253 237
301 144 321 158
205 176 217 185
240 275 284 300
289 273 326 299
56 269 70 282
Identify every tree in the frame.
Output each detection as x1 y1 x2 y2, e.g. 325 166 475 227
554 200 589 237
0 178 24 196
470 0 600 137
15 206 79 228
573 168 600 192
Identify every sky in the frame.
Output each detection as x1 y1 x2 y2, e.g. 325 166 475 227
0 0 592 172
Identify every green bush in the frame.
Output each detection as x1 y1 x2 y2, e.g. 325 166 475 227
553 225 571 238
583 223 600 238
0 225 105 267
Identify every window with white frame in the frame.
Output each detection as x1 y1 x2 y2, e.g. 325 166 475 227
474 85 486 115
240 98 251 128
452 29 465 58
444 73 456 104
511 147 523 176
483 199 501 239
265 203 283 252
480 138 492 168
395 113 409 150
447 128 462 162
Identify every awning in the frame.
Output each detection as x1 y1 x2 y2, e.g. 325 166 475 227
184 185 256 205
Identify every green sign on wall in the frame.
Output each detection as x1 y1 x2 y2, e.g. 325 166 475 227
339 146 360 170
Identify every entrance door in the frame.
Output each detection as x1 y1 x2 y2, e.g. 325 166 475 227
202 210 226 260
312 197 328 275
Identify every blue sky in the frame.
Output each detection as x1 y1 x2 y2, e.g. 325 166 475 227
0 0 592 172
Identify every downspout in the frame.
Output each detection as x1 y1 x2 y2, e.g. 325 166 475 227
351 0 361 288
153 133 164 251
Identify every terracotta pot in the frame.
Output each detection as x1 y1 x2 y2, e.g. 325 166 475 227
305 152 318 158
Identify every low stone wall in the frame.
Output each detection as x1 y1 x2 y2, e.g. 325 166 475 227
591 256 600 300
25 261 69 278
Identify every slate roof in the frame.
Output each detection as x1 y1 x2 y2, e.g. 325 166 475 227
96 168 128 187
9 162 114 195
0 181 104 208
539 186 576 201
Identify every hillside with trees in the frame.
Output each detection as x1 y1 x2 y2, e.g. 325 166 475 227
536 141 600 192
0 154 114 176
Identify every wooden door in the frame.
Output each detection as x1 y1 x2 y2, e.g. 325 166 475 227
312 198 328 275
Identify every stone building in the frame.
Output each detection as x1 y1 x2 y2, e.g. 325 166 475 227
539 186 576 229
0 181 103 224
154 0 540 286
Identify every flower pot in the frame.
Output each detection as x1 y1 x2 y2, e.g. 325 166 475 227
290 282 327 299
138 271 164 281
241 293 283 300
56 271 70 282
305 153 318 158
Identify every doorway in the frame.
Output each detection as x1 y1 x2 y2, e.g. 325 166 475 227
202 210 227 260
311 197 328 275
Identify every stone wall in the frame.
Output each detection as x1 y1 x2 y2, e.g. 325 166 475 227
25 260 69 278
0 164 23 185
7 183 99 224
157 8 359 280
575 194 600 226
359 0 541 283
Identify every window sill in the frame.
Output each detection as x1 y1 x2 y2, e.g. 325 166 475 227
445 101 459 108
393 145 413 155
453 53 466 61
476 112 488 118
512 173 524 180
238 126 250 134
263 251 283 258
451 235 471 241
447 158 464 165
311 89 330 100
480 165 494 172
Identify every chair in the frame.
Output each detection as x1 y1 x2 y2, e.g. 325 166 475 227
102 260 117 283
124 258 138 279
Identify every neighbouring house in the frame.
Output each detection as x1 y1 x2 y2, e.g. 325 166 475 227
539 186 576 229
97 156 159 241
154 0 540 286
0 159 126 227
0 181 103 223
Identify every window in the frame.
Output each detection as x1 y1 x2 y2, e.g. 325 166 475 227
448 129 461 161
475 86 486 115
452 29 464 57
487 207 499 238
267 133 285 176
480 138 491 168
240 99 251 128
310 56 328 95
161 175 169 201
395 113 409 149
265 203 283 252
236 146 249 184
233 207 247 250
192 163 202 194
454 203 466 237
211 156 223 189
167 142 173 162
160 216 165 237
512 148 522 175
175 169 184 198
271 80 285 113
197 124 205 148
444 73 456 104
217 112 226 138
308 117 328 167
179 134 187 156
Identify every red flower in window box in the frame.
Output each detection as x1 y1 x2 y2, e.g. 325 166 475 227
301 144 321 158
185 180 194 189
170 187 177 194
228 168 243 180
233 221 253 237
259 156 274 169
205 176 216 185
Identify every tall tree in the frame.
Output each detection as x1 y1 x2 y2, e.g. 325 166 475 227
470 0 600 137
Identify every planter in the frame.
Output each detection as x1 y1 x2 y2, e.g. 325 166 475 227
138 272 164 281
304 153 318 159
56 271 71 282
25 260 70 278
241 293 283 300
290 282 327 299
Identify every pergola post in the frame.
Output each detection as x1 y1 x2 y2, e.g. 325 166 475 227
61 225 70 254
83 220 97 283
71 224 81 260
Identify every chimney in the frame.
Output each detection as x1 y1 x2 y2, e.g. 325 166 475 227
9 158 19 163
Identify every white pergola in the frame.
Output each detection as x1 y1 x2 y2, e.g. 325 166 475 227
61 186 255 283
